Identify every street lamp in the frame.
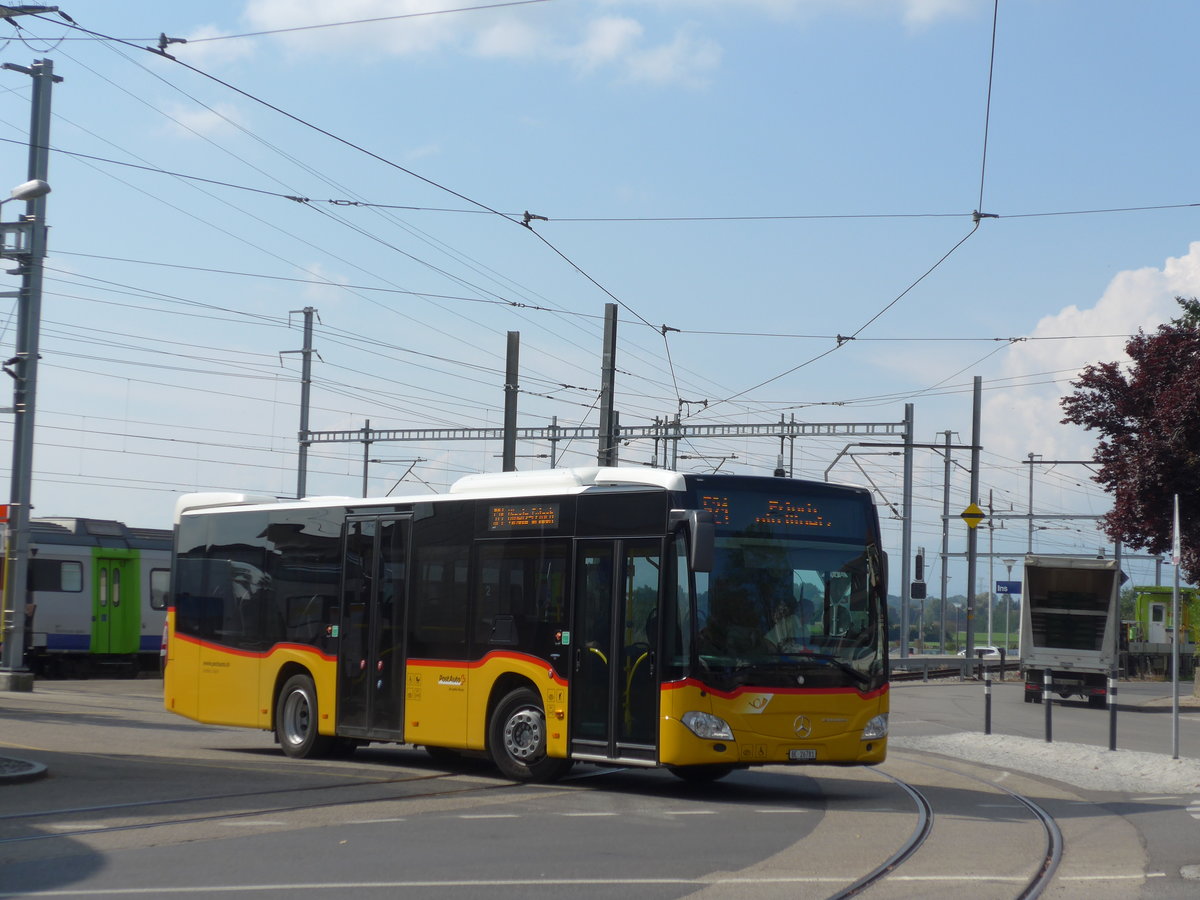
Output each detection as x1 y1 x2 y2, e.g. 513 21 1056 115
0 179 49 208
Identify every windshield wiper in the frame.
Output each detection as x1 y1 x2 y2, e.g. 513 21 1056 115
794 652 872 686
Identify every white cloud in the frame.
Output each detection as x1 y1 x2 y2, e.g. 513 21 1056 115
607 0 973 26
296 263 353 304
238 1 721 86
233 0 964 85
175 24 255 66
473 19 543 59
561 17 720 85
576 16 644 69
162 102 243 139
896 0 974 27
984 242 1200 466
624 29 722 85
243 0 463 56
405 142 442 162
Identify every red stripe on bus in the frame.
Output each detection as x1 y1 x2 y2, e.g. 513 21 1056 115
407 651 568 686
170 632 336 662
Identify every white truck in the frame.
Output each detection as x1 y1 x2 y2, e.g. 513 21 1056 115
1019 555 1121 708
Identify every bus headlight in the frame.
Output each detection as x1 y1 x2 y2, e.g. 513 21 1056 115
862 714 889 740
681 711 734 741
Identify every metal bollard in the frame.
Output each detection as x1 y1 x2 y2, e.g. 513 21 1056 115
984 669 992 735
1043 669 1053 743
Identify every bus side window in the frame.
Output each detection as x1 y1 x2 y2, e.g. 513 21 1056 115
411 548 469 657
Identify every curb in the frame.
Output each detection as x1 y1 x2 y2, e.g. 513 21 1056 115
0 756 48 784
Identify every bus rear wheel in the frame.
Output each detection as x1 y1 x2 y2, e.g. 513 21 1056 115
276 673 334 759
488 687 572 783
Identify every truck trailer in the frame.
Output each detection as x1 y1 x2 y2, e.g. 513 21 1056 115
1020 554 1121 708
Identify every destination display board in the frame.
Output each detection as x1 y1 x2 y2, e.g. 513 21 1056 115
487 503 560 531
698 491 867 539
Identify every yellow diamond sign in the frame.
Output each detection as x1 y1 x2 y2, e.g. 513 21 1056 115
960 503 985 529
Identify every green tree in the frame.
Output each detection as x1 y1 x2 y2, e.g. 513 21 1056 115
1061 297 1200 581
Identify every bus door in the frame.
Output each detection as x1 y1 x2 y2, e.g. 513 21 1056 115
337 516 410 741
92 552 138 656
570 538 662 763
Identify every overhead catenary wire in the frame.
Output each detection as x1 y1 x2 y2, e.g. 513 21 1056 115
9 136 1195 226
0 8 1147 564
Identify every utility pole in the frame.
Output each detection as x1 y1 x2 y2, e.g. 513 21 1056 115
597 303 618 467
939 430 952 652
987 488 994 646
502 331 519 472
283 307 318 499
965 376 982 664
1026 452 1040 552
899 403 914 658
1 57 59 688
360 419 372 496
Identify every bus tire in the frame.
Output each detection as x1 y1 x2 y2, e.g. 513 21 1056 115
668 764 736 783
488 687 572 783
276 673 333 759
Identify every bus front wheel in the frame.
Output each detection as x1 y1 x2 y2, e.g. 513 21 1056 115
488 687 572 783
276 673 334 759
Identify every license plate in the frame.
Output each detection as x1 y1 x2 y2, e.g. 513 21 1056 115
788 749 817 761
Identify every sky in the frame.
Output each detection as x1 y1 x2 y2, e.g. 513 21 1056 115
1 0 1198 613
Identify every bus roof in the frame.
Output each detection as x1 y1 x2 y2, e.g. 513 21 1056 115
174 467 689 524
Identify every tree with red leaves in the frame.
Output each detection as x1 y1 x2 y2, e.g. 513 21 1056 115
1061 297 1200 583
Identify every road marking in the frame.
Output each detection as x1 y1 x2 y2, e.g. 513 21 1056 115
665 810 716 815
218 820 287 827
755 808 812 814
346 818 407 824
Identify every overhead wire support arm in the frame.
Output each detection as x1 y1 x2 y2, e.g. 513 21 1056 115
153 33 187 57
0 6 60 20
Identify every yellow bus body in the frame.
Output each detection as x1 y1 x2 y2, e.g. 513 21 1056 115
168 621 885 769
658 680 888 767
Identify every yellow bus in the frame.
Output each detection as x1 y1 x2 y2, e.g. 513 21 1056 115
164 467 888 782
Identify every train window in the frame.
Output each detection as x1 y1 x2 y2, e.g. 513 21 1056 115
29 559 83 592
149 569 170 611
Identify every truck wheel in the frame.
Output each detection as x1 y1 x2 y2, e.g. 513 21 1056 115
488 687 572 782
276 673 334 759
1088 695 1107 709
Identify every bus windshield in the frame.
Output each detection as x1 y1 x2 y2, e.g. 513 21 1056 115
685 479 885 691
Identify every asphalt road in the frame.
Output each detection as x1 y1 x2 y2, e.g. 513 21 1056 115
1 675 1198 898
